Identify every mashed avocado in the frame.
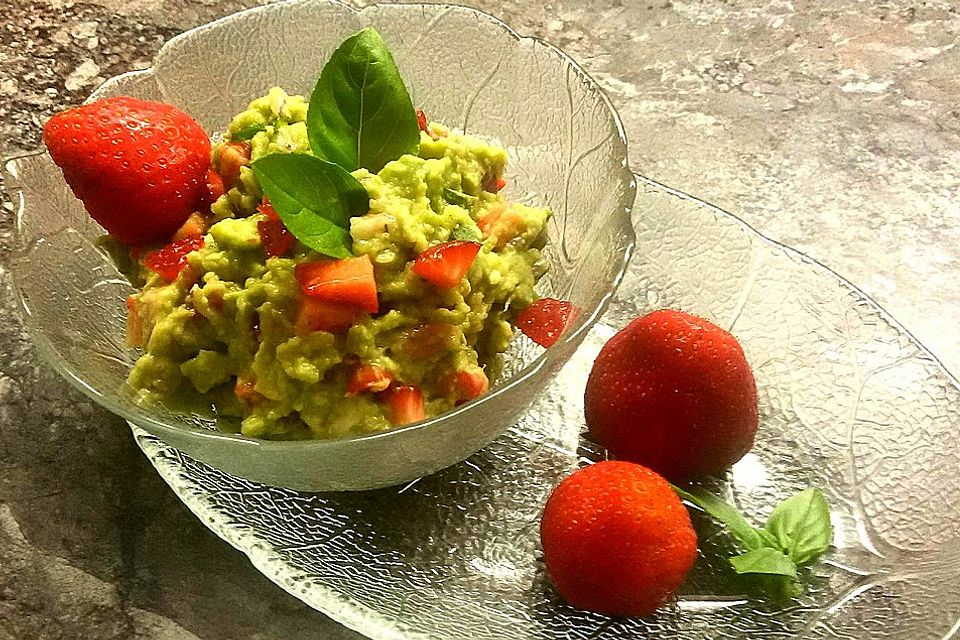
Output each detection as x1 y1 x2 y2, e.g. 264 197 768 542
126 87 550 439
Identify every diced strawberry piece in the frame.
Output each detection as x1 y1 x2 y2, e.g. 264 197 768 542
126 294 143 348
256 199 294 257
206 168 225 203
482 172 506 193
495 177 506 191
294 297 363 334
381 384 426 426
515 298 581 348
412 240 481 289
234 374 263 407
477 205 505 235
401 323 456 359
416 109 429 132
295 255 378 313
218 141 250 189
346 364 394 395
453 367 489 404
172 211 209 241
144 234 204 282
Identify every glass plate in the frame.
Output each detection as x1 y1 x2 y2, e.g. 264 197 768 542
133 174 960 640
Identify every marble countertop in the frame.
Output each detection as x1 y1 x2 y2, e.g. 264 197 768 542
1 0 958 637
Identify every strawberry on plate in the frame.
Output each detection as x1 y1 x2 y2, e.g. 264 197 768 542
143 234 204 282
540 461 698 617
43 96 211 246
584 309 759 481
257 198 295 257
295 255 378 313
412 240 481 289
515 298 580 348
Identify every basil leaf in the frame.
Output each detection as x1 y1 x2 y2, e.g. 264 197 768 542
308 27 419 172
251 153 369 258
451 223 482 242
764 488 832 565
230 123 266 141
730 547 798 577
443 187 476 208
673 486 765 551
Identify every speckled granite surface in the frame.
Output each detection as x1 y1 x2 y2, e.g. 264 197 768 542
1 1 958 638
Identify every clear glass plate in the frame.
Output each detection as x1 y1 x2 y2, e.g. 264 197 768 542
135 175 960 639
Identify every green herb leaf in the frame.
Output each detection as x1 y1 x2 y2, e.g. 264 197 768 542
764 488 832 565
251 153 369 258
308 27 419 173
451 223 482 242
673 486 765 551
730 547 798 577
230 123 266 141
443 187 477 208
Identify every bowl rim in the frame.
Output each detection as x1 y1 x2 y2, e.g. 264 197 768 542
3 0 637 453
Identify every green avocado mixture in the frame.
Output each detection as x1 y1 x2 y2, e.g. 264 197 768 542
125 88 551 439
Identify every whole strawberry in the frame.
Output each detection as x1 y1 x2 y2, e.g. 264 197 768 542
540 461 698 617
43 96 211 246
584 309 758 481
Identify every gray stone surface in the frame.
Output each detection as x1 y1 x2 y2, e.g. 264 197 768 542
1 0 957 638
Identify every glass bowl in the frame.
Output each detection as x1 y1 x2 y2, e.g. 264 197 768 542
3 0 635 491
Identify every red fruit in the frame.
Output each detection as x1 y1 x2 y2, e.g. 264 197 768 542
412 240 481 289
205 169 225 203
143 234 204 282
42 96 211 246
218 141 251 189
294 297 362 334
234 374 263 407
295 255 378 313
540 461 698 617
516 298 581 348
381 384 426 426
416 109 429 132
346 364 393 395
257 199 294 257
451 367 489 404
584 309 759 481
400 323 456 359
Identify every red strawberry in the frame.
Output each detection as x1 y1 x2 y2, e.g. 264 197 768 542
400 323 456 359
381 384 425 425
294 297 363 335
540 461 698 617
234 374 263 407
416 109 429 132
451 367 489 404
218 141 251 189
516 298 580 348
295 255 378 313
257 199 294 257
412 240 480 289
42 96 211 246
346 364 393 395
206 169 226 203
143 234 204 282
584 309 759 481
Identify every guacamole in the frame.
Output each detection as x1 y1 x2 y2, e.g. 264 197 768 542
123 88 551 440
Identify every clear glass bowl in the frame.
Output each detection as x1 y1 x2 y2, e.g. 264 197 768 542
3 1 635 491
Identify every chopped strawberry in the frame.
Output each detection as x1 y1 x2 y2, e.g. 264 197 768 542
295 255 378 313
412 240 481 289
452 367 489 404
381 384 425 426
206 169 225 203
294 297 363 334
126 295 143 348
218 141 251 189
401 323 456 359
172 212 209 241
257 198 294 257
346 364 394 395
515 298 581 348
482 172 507 193
234 374 263 407
416 109 429 132
42 96 211 246
478 205 523 247
144 234 205 282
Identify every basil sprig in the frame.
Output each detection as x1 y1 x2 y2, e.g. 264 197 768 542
249 27 420 258
674 486 832 599
308 27 420 173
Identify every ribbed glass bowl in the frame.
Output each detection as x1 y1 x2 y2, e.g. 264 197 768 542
3 0 635 491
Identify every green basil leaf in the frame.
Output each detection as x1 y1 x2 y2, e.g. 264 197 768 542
308 27 419 172
443 187 476 208
230 123 266 141
251 153 369 258
764 488 832 565
730 547 798 577
673 485 765 551
451 223 482 242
